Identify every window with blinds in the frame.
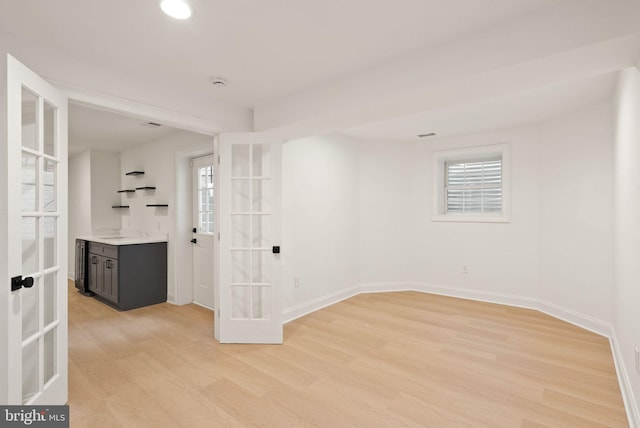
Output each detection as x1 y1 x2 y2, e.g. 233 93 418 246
445 157 502 214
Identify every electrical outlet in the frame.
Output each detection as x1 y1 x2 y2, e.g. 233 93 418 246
635 347 639 375
294 276 300 288
462 265 469 274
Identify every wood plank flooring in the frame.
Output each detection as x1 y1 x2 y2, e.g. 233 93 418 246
68 281 628 427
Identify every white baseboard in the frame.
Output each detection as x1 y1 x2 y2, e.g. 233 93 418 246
283 285 360 323
537 299 611 337
610 327 640 428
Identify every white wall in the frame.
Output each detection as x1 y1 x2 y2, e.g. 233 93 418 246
281 134 360 318
68 150 120 278
358 141 413 284
613 66 640 424
119 131 213 302
538 103 614 323
90 151 121 234
408 127 541 302
68 151 92 277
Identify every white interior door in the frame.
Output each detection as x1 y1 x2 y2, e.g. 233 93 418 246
218 133 282 344
0 54 68 404
192 155 215 309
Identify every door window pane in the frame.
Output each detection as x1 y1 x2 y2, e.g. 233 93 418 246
231 179 250 212
22 153 38 212
44 273 56 326
231 286 250 319
22 277 39 340
252 179 271 213
252 251 271 284
231 251 250 284
231 215 250 248
21 88 38 151
43 217 56 269
22 340 39 404
44 328 56 384
43 101 56 157
22 217 38 275
231 144 250 176
252 286 271 319
252 215 271 248
43 159 56 212
252 144 271 177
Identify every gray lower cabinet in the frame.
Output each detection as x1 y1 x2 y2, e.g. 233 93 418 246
87 241 167 310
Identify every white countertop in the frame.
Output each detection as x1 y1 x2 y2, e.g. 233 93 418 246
77 235 168 245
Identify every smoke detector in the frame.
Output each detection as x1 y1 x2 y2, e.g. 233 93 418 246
210 77 228 88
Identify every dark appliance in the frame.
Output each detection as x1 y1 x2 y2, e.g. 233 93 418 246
75 239 94 296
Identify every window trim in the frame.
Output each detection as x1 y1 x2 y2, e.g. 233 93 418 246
431 143 511 223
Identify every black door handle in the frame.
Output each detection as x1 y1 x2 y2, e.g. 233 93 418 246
191 238 197 244
11 275 34 292
272 246 280 254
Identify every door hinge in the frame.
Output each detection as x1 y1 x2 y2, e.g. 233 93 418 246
218 232 220 240
218 155 220 165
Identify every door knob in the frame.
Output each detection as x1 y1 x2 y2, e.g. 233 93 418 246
190 238 197 244
11 275 34 292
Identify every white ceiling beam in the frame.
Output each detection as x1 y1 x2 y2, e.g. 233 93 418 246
254 0 640 139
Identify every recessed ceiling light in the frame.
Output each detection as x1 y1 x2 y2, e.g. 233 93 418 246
160 0 192 19
418 132 437 138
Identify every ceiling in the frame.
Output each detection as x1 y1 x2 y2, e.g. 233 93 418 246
68 103 185 156
0 0 559 107
1 0 639 149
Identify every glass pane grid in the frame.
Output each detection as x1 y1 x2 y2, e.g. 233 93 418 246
445 157 502 214
230 143 274 321
197 165 215 234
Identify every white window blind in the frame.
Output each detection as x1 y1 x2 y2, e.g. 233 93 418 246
445 157 502 214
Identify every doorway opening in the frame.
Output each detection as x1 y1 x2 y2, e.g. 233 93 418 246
66 99 217 313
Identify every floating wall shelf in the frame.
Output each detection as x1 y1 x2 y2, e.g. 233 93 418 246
135 186 156 190
112 205 130 209
146 204 168 207
125 171 145 176
117 189 136 193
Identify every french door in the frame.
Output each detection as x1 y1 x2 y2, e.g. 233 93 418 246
218 133 282 344
0 54 68 404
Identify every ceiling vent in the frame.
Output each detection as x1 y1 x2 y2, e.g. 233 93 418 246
141 121 162 128
210 77 228 87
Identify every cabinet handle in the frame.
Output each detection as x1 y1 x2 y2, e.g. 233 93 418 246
91 256 98 264
106 260 111 269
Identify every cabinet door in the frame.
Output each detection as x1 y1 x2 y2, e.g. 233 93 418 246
88 255 102 295
102 258 119 303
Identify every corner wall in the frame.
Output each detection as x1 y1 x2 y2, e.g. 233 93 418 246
613 66 640 425
281 134 360 320
538 103 614 326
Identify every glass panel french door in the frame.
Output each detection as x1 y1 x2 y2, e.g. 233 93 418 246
2 53 68 405
218 133 282 344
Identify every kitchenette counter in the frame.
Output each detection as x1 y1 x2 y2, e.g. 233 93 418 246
76 235 168 310
77 235 168 245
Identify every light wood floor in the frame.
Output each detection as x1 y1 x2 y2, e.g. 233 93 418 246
68 281 628 427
